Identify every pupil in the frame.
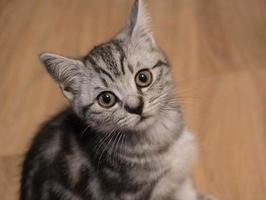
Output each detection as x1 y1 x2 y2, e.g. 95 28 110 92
103 94 111 104
139 73 147 82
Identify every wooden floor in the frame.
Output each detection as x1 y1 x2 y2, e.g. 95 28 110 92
0 0 266 199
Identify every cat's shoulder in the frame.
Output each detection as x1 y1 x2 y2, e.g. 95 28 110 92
24 108 86 162
34 108 84 140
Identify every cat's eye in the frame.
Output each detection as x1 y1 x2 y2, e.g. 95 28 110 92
97 91 117 108
135 69 153 88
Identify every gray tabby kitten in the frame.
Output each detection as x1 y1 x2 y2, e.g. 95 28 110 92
20 0 215 200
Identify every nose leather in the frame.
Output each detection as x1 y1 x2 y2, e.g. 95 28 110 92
124 96 144 115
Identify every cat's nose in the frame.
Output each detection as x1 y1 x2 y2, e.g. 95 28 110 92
124 95 144 115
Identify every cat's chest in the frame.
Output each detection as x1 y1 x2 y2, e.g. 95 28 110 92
117 189 152 200
102 151 169 180
100 153 176 200
97 150 171 197
95 131 195 199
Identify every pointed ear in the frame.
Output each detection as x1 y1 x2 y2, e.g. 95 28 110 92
117 0 155 46
40 53 85 101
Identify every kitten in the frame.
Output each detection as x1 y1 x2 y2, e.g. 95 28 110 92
20 0 215 200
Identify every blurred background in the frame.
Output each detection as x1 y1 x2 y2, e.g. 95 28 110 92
0 0 266 199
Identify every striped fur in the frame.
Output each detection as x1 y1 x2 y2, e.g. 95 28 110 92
21 0 215 200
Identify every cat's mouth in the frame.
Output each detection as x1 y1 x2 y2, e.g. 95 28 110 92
136 114 153 126
140 115 150 121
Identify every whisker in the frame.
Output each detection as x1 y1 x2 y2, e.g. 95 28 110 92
97 131 116 170
80 124 90 137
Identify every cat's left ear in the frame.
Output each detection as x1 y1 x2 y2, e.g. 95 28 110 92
40 53 85 101
117 0 156 47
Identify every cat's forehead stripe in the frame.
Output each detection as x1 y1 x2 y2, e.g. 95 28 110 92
94 44 121 77
85 40 132 81
152 60 169 69
85 54 115 82
111 40 126 75
89 42 124 77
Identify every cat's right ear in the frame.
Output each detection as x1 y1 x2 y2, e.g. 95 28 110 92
117 0 155 47
39 53 85 101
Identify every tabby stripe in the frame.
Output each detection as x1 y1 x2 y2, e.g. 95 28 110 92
96 45 120 77
86 55 114 81
98 68 114 82
112 40 126 75
73 167 94 199
155 68 164 82
82 103 94 117
147 68 164 91
118 128 183 160
149 95 160 103
45 182 83 200
152 60 168 69
100 78 108 87
128 64 134 73
120 55 125 75
90 111 102 115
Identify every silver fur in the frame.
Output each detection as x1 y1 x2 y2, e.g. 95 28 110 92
35 0 216 200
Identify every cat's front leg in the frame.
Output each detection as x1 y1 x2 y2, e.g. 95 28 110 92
173 177 198 200
175 178 217 200
197 194 217 200
149 176 197 200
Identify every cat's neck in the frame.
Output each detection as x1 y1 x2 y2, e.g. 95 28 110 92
71 106 184 162
121 108 184 156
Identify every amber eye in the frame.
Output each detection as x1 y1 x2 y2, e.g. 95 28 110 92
97 92 117 108
135 69 153 88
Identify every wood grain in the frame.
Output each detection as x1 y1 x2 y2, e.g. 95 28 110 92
0 0 265 199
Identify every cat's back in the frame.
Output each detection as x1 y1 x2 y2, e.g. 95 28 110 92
23 108 86 163
20 108 96 200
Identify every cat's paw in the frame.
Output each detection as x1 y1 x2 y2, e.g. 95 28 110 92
197 194 217 200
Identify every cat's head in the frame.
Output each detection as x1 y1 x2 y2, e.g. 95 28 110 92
40 0 179 133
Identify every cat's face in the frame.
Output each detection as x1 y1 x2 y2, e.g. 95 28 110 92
40 0 178 133
77 40 175 132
